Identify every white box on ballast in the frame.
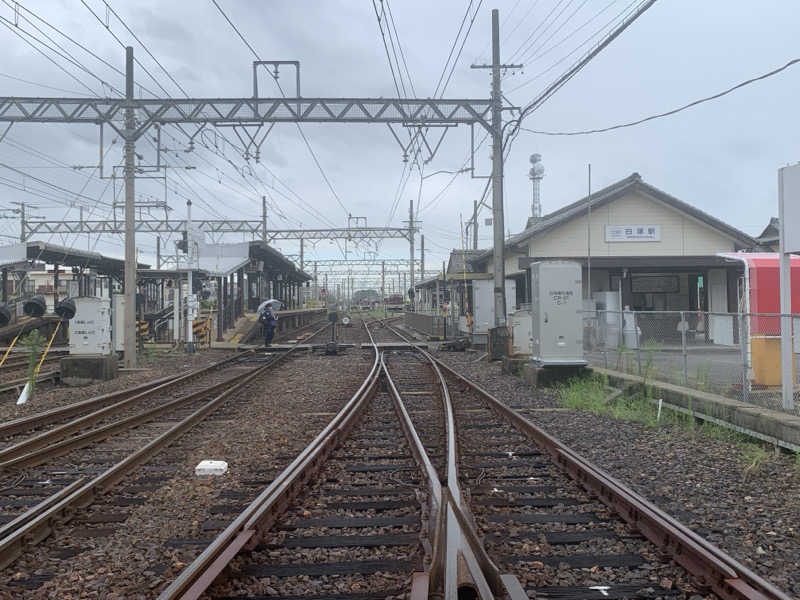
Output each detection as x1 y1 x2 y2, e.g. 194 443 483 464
195 460 228 476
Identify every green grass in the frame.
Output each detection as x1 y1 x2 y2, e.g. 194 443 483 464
558 375 796 474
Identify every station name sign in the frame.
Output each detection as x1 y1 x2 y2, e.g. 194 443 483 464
605 224 660 242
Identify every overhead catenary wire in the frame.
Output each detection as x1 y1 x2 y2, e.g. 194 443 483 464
0 18 100 96
210 0 351 222
0 71 88 96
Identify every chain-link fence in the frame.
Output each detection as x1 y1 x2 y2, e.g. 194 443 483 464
582 310 800 416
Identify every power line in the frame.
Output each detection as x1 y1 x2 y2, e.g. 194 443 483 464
507 0 570 63
384 0 416 97
439 0 483 96
80 0 172 97
433 0 473 98
520 57 800 136
0 71 87 96
372 0 403 97
380 1 408 97
210 0 351 220
507 0 656 142
2 0 126 87
102 1 190 97
0 18 99 96
521 0 621 67
516 0 593 65
507 0 638 93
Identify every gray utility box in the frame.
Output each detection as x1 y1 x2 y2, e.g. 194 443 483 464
472 278 517 334
69 296 112 355
530 261 586 366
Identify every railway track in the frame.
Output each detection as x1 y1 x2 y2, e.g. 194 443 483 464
0 322 334 584
157 320 790 600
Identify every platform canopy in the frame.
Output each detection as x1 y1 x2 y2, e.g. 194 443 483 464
0 241 149 280
248 241 312 283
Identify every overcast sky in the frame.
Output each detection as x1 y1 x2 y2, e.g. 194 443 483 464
0 1 797 289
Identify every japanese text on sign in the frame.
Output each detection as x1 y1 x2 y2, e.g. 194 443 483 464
550 290 573 305
605 224 660 242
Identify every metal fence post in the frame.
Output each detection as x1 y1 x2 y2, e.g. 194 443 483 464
634 312 642 376
680 311 688 385
739 312 749 405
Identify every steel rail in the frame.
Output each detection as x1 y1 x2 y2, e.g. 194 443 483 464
158 319 381 600
0 354 62 371
0 326 328 571
0 352 256 463
0 351 252 439
430 356 792 600
0 370 261 469
382 346 523 599
383 322 791 600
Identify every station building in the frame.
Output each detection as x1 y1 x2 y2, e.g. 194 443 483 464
468 172 759 318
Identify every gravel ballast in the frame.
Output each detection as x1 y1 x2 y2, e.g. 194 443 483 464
438 350 800 596
0 349 235 423
0 349 373 598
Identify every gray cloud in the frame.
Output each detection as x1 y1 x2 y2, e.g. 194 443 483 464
0 0 797 284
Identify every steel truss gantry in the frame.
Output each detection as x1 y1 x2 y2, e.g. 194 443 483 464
0 97 492 136
0 43 498 369
22 220 411 242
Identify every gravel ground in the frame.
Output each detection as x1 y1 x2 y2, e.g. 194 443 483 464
0 349 235 423
437 350 800 597
1 349 373 598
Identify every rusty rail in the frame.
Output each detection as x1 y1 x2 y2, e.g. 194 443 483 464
0 325 329 571
0 351 252 438
157 319 380 600
382 347 525 599
383 322 791 600
433 356 792 600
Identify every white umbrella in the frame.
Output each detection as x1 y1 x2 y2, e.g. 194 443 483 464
257 299 283 313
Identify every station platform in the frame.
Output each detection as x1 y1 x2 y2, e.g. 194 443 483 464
595 366 800 451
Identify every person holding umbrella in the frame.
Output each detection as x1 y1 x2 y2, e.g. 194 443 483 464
257 299 282 347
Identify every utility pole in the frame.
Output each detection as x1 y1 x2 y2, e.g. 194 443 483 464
473 199 479 250
490 10 506 329
408 199 415 310
381 260 385 316
420 234 425 283
156 236 161 270
313 261 318 301
261 195 267 242
185 200 195 353
470 11 521 336
299 238 304 271
123 46 137 368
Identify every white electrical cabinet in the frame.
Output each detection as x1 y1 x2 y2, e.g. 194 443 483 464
69 297 111 355
510 309 533 355
472 279 517 334
530 261 586 366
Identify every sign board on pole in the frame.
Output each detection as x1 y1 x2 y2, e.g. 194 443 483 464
779 163 800 253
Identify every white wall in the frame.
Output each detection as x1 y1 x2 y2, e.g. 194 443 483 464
529 190 738 258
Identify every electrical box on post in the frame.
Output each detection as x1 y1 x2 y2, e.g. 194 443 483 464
69 297 111 355
530 261 586 366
